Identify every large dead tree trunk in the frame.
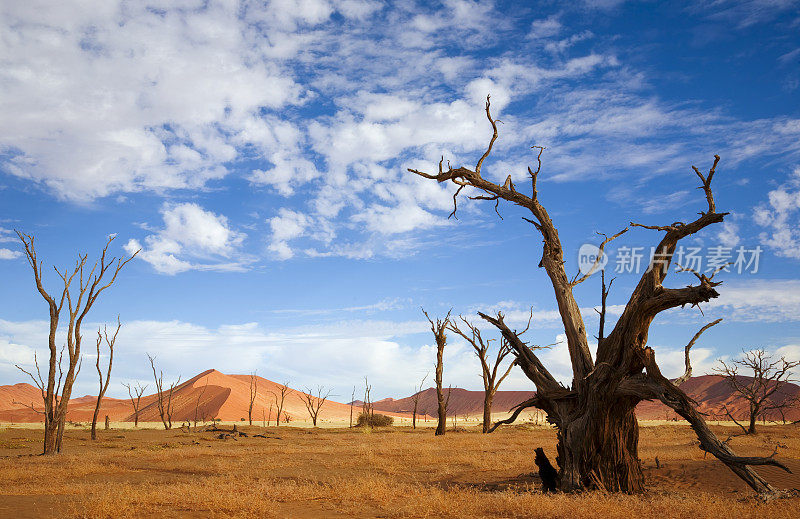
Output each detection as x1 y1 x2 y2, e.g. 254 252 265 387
409 97 791 496
91 319 120 440
14 232 137 454
423 310 450 436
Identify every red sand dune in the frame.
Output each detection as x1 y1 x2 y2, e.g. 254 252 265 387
2 372 798 424
0 383 44 412
0 370 398 424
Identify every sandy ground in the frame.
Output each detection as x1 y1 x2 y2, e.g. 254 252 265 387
1 422 799 518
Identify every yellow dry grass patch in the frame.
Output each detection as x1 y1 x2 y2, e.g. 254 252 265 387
0 423 798 518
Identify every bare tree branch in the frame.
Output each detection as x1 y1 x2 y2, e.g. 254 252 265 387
674 318 722 386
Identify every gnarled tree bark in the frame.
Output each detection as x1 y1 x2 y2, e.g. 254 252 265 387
409 96 790 496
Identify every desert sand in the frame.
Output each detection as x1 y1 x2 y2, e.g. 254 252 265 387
1 422 799 518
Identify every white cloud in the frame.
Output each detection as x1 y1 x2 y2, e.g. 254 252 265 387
693 0 799 28
705 279 800 322
0 227 16 243
0 1 307 201
352 203 447 235
717 220 741 248
755 167 800 258
0 248 21 260
652 345 717 378
126 202 247 274
4 1 800 266
528 14 562 39
267 208 312 260
0 316 481 399
775 344 800 365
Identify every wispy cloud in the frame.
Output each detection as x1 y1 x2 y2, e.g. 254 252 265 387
754 167 800 259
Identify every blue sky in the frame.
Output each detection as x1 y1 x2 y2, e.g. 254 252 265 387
1 0 799 400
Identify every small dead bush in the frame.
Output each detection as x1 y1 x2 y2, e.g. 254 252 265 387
356 412 393 427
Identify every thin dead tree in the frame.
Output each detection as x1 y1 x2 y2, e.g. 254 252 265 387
349 386 356 428
122 381 147 427
91 318 121 440
148 354 180 430
411 373 428 430
445 384 452 429
449 314 531 433
715 349 800 434
423 309 451 436
299 385 332 427
271 381 290 427
361 376 374 427
14 232 137 454
409 96 791 496
193 376 209 429
773 394 799 425
248 371 258 426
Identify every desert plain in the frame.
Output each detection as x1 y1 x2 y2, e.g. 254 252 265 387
1 420 799 519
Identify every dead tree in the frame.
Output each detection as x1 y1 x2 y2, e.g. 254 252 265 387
122 381 147 427
445 385 452 429
423 309 451 436
715 349 800 434
14 232 137 454
148 354 180 430
271 381 290 427
350 386 356 428
449 315 530 433
362 376 374 427
411 373 428 429
248 371 258 426
193 375 209 429
91 319 120 440
299 385 332 427
409 96 791 496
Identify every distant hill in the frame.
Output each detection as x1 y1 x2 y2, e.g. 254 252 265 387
356 375 800 422
0 370 380 424
352 388 537 417
636 374 800 421
2 372 798 423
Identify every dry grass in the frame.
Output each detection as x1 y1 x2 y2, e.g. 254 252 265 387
0 422 799 518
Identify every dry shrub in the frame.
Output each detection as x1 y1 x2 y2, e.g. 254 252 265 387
356 412 393 427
